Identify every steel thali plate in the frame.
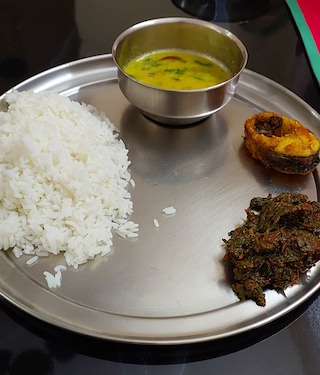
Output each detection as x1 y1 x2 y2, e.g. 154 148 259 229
1 54 320 344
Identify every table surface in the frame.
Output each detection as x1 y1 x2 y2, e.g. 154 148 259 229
1 0 320 374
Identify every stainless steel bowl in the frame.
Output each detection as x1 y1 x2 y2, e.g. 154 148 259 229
112 17 247 125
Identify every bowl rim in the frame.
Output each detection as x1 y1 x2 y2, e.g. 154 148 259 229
111 17 248 93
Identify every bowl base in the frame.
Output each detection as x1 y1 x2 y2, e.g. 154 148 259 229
141 111 212 126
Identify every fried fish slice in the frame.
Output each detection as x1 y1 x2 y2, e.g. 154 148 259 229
244 112 320 175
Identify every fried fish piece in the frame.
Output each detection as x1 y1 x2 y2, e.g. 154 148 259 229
244 112 320 175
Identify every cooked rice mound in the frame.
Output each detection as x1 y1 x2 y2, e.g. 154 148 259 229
0 90 138 269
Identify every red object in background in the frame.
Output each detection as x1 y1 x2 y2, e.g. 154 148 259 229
297 0 320 52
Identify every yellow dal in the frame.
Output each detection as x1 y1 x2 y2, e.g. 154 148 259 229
123 50 231 90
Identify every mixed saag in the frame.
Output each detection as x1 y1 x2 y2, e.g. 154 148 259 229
223 192 320 306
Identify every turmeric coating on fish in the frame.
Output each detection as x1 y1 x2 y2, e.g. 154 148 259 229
244 112 320 175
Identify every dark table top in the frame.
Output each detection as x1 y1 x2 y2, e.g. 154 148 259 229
1 0 320 374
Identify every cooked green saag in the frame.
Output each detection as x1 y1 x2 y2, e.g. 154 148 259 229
223 192 320 306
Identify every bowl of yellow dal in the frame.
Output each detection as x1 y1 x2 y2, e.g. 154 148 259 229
112 17 247 125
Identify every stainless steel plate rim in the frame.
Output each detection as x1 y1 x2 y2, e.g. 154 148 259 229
0 54 320 345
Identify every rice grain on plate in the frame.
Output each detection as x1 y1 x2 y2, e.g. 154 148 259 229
0 90 138 270
162 206 176 215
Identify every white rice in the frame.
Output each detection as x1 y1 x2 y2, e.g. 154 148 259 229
54 264 67 273
130 179 135 188
12 246 23 258
26 255 38 266
153 218 159 228
162 206 176 215
54 270 62 287
0 90 138 273
43 271 56 289
37 251 49 257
